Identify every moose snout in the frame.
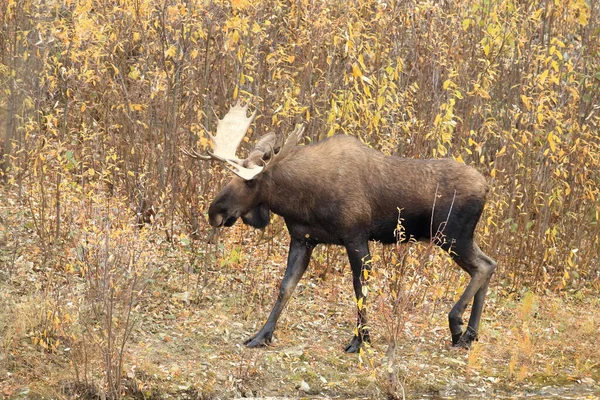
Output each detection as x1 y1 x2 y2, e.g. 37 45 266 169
208 206 239 227
209 213 224 227
208 201 227 227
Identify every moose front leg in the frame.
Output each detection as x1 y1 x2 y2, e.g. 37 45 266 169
245 237 314 348
344 237 372 353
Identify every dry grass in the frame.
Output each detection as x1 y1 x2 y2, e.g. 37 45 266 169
1 193 599 399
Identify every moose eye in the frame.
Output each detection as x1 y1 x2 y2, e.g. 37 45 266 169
245 179 257 189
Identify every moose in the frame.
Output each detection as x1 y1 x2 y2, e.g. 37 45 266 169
186 101 497 353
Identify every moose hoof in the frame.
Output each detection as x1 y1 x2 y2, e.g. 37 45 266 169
344 333 370 353
452 327 478 349
345 337 362 353
451 333 463 346
244 333 272 348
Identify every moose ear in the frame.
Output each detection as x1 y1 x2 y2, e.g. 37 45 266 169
241 204 271 229
247 133 281 163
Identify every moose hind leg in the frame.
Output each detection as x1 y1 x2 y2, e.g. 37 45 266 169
448 242 497 348
455 244 497 347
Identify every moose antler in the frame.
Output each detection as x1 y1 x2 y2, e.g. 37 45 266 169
270 124 304 166
224 124 305 180
183 101 304 181
182 100 257 162
211 101 257 162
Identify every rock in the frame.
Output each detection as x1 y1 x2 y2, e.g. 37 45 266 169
299 380 310 393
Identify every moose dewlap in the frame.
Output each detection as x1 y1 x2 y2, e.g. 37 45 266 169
185 101 497 353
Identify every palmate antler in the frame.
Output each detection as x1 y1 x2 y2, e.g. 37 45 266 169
225 124 305 180
182 100 256 161
183 100 304 180
211 101 257 162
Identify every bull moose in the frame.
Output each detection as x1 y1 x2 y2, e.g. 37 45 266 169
186 101 497 353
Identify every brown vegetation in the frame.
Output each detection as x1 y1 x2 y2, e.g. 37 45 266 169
0 0 599 398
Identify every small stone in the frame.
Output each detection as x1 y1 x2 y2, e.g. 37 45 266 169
299 380 310 393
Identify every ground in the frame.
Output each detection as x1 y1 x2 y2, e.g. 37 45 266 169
0 208 599 399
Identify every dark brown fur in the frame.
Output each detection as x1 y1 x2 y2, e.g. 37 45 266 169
209 134 496 352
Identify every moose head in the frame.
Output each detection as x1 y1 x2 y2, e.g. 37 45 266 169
184 101 304 230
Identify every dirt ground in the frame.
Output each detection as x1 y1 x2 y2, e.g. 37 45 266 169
1 218 599 399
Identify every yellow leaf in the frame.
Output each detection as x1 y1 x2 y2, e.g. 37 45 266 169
165 45 177 59
521 95 531 111
362 80 372 97
352 63 362 78
231 0 250 10
128 68 140 80
578 3 590 25
462 18 471 30
483 43 490 57
230 30 240 44
538 69 549 84
547 132 556 152
477 87 490 99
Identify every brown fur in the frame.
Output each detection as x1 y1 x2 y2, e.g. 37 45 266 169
247 135 488 245
208 133 495 352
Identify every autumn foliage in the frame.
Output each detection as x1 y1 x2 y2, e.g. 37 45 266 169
1 0 599 397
